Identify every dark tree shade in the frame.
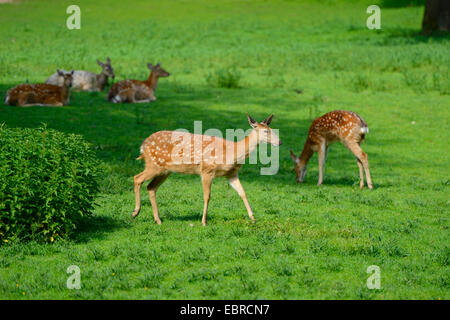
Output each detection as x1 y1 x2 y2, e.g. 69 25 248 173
422 0 450 34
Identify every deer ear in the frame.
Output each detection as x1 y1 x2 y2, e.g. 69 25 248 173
70 70 74 75
97 60 104 66
106 57 111 63
147 63 153 70
290 150 298 163
262 114 274 126
57 69 64 76
156 62 161 67
247 113 258 128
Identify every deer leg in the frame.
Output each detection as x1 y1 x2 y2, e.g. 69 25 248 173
201 174 213 226
228 175 255 222
135 99 152 103
356 159 365 189
147 173 171 225
346 142 373 190
125 89 136 103
132 169 156 218
19 104 45 107
44 101 63 107
361 151 373 189
317 142 326 186
17 93 30 107
114 88 134 103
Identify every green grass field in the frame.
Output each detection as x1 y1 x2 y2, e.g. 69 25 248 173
0 0 449 299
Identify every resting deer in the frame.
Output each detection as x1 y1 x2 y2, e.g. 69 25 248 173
46 57 115 92
132 114 281 226
4 70 74 107
290 110 373 189
107 62 169 103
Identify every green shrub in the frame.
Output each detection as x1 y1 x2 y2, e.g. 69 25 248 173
206 67 242 88
0 125 101 242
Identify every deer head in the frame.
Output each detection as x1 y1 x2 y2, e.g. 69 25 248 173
57 69 74 88
290 150 307 183
147 62 170 78
247 113 281 146
97 57 115 79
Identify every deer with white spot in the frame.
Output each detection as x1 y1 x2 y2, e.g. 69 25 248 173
290 110 373 189
132 114 281 226
107 62 169 103
4 70 74 107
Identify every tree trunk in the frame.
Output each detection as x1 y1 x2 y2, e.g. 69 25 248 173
422 0 450 34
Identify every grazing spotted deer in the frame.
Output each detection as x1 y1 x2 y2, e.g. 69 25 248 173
107 62 169 103
4 70 74 107
46 57 115 92
290 110 373 189
132 114 281 226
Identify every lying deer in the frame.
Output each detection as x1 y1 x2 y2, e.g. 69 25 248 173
4 70 74 107
290 110 373 189
107 62 169 103
46 57 115 92
132 114 281 226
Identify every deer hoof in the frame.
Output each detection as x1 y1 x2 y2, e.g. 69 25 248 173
132 211 140 218
368 184 373 190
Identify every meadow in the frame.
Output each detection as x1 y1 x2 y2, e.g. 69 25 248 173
0 0 448 299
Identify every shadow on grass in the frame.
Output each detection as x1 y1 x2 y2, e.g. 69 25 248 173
0 82 314 163
164 212 202 222
311 176 393 189
0 80 409 240
0 80 425 178
72 215 126 243
376 28 450 46
379 0 424 8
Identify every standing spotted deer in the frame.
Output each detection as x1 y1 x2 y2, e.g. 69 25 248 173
132 114 281 226
107 63 170 103
46 57 115 92
290 110 373 189
4 70 74 107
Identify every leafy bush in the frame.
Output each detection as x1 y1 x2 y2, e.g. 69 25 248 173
0 125 101 242
206 67 242 88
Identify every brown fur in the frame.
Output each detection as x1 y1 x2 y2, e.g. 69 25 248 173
5 70 73 107
290 110 373 189
107 63 169 103
132 114 281 226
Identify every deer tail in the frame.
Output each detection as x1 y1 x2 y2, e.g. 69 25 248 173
136 144 145 160
4 90 10 105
